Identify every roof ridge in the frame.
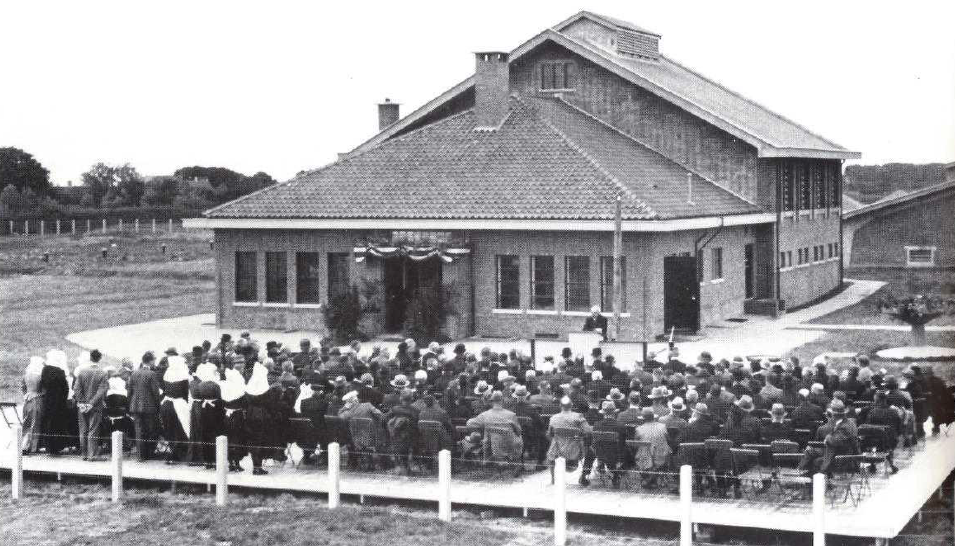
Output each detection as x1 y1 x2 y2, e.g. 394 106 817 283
844 179 955 218
658 54 849 152
552 96 761 208
523 98 656 219
202 176 297 217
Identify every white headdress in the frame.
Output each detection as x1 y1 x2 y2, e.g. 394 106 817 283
220 368 247 402
46 350 69 375
245 363 270 396
107 376 127 397
163 355 190 383
195 362 219 383
26 356 45 375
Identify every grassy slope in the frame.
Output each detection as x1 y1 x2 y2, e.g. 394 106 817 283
0 232 214 400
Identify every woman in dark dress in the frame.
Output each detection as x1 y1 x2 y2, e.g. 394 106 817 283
220 368 248 471
160 356 191 463
104 375 134 451
244 363 282 475
39 350 71 455
190 363 224 468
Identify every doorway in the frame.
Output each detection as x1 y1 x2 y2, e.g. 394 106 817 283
744 243 755 299
383 257 442 332
663 255 699 333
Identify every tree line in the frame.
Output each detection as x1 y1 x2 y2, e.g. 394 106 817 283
844 163 947 204
0 146 276 215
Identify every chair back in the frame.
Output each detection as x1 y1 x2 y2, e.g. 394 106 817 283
742 443 772 466
289 417 318 448
348 417 379 450
540 403 560 416
770 439 800 454
677 442 708 469
591 430 622 464
730 447 759 474
451 418 468 428
485 425 517 460
792 428 812 447
0 401 22 427
772 452 803 469
831 454 863 476
325 415 350 445
858 424 891 452
418 420 445 456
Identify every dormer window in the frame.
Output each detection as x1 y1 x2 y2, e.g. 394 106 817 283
539 61 574 91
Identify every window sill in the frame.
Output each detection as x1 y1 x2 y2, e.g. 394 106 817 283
527 309 558 316
710 278 725 284
262 302 290 308
492 308 523 315
233 301 259 307
294 303 323 309
538 88 576 94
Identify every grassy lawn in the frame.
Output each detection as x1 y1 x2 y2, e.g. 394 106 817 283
811 267 955 326
0 232 215 401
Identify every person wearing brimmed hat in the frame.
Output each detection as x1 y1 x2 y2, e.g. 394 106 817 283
663 347 687 375
798 398 860 477
471 380 493 414
660 397 688 432
790 388 824 433
634 407 671 488
566 377 590 414
356 372 383 407
546 396 592 484
339 389 383 425
583 305 608 340
529 380 556 407
617 392 643 427
467 390 524 474
714 395 763 497
647 385 672 420
696 350 715 375
862 391 901 474
581 400 628 488
762 403 794 444
292 338 319 376
678 403 719 444
384 389 419 475
380 374 409 411
606 388 627 411
924 366 955 435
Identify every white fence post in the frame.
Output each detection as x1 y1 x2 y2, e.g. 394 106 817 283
55 219 61 235
12 425 23 500
134 218 139 233
24 220 29 235
40 220 44 237
680 465 692 546
215 435 228 506
554 457 567 546
111 431 123 502
71 219 76 235
438 449 451 521
151 218 156 233
7 220 12 235
813 473 825 546
328 442 340 508
168 218 173 233
86 219 91 233
101 218 107 233
118 219 123 232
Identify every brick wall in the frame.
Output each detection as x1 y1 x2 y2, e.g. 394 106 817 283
849 192 955 267
510 43 760 203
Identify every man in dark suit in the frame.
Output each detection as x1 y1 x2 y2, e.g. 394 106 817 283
74 349 109 461
677 403 719 443
512 385 545 468
582 401 627 488
799 400 860 477
761 403 794 444
128 352 162 460
791 388 826 430
300 382 331 465
582 306 608 340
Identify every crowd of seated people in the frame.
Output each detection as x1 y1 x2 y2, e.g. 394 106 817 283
16 336 955 492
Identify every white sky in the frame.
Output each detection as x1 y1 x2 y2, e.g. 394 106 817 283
1 0 953 185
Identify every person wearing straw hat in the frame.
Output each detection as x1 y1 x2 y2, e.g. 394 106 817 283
660 397 688 432
606 388 627 411
39 350 71 456
385 389 420 475
647 385 671 420
471 380 493 414
677 403 719 444
382 374 410 411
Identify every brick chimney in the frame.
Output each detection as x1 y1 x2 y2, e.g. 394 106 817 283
474 51 510 129
378 98 400 131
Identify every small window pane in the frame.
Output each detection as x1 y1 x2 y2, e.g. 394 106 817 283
781 162 795 212
530 256 554 309
296 252 321 304
235 251 257 302
265 252 287 303
496 255 520 309
711 248 723 280
800 163 812 210
564 256 590 312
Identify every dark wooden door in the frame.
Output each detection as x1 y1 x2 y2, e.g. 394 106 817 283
744 243 754 299
384 257 443 332
663 256 699 332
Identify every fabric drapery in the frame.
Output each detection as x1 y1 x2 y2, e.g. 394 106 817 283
352 244 470 263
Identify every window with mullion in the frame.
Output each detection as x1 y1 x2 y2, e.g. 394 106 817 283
495 255 520 309
235 251 257 302
564 256 590 312
530 255 555 310
265 251 288 303
296 252 321 304
799 162 812 210
781 162 795 212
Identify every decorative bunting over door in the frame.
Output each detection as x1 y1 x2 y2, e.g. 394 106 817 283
353 244 471 263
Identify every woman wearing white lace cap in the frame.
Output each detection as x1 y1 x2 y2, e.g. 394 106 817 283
219 368 248 472
159 355 191 463
21 356 46 454
244 362 281 475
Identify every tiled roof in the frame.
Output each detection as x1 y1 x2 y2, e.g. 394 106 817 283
843 180 955 220
206 98 761 221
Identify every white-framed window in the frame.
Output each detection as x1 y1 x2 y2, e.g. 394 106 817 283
905 246 936 267
710 247 723 280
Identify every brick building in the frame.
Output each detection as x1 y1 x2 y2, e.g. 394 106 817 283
842 179 955 268
186 11 859 341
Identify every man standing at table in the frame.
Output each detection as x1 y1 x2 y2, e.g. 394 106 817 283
583 305 608 340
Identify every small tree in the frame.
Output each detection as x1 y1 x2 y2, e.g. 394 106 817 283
879 294 955 346
322 286 366 345
0 184 22 213
402 285 455 343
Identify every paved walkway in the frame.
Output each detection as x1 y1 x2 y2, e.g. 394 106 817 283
66 279 886 368
788 324 955 332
